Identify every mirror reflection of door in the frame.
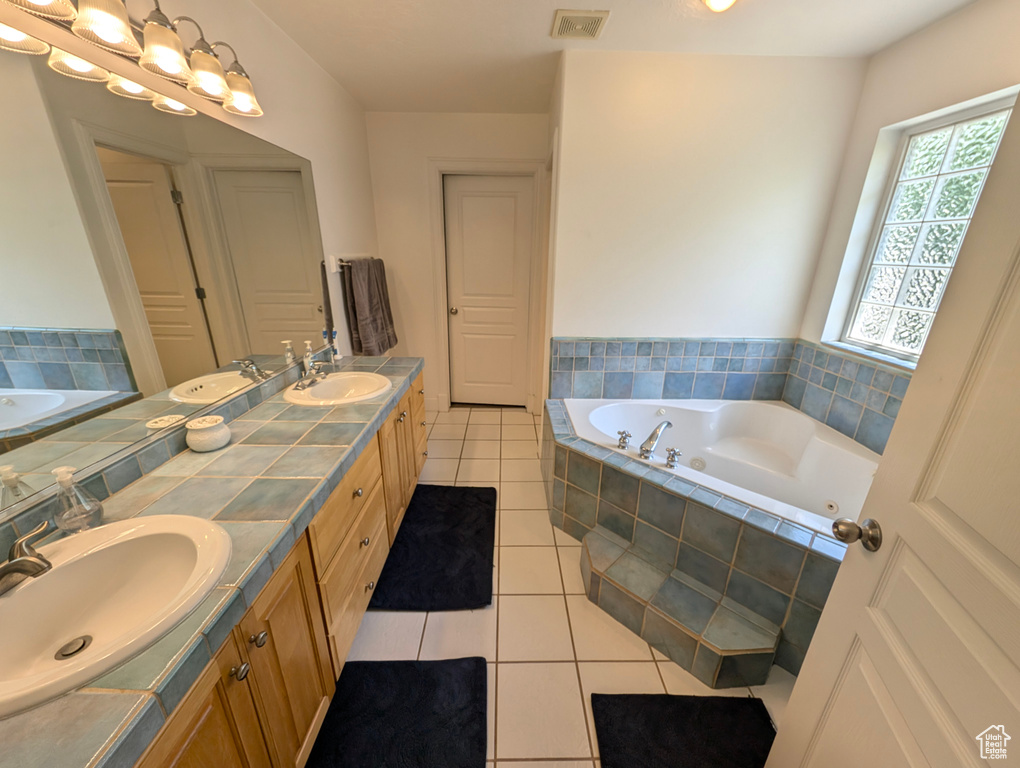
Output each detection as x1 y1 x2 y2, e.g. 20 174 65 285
444 174 534 407
99 148 218 388
213 170 324 355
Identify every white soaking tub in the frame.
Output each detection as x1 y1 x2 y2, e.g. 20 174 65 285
0 389 118 431
563 399 879 535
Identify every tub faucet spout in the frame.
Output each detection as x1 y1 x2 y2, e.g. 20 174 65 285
639 421 673 460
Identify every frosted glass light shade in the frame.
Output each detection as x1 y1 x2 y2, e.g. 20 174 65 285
48 48 111 82
153 94 196 116
0 22 49 54
4 0 77 21
223 71 263 117
704 0 737 11
140 22 193 85
107 74 156 101
187 49 229 102
72 0 142 57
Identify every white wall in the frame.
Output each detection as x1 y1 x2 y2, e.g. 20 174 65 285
364 112 549 406
550 50 866 339
800 0 1020 342
0 55 114 329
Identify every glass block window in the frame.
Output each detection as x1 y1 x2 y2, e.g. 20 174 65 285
845 109 1011 360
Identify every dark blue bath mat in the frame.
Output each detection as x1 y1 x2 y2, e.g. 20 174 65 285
592 694 775 768
306 657 487 768
368 484 496 611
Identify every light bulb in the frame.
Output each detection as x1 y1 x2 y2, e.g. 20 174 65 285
704 0 737 11
122 80 144 94
48 48 111 82
6 0 77 21
153 93 197 116
72 0 141 57
107 74 155 101
156 50 182 74
91 13 126 44
0 22 49 54
0 25 27 43
66 56 94 73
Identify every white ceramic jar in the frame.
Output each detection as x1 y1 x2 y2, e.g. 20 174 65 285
185 415 231 452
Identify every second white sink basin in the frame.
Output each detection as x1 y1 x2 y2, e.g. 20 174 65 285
284 372 392 406
0 515 231 718
169 371 253 404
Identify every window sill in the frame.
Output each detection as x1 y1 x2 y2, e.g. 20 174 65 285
821 340 917 374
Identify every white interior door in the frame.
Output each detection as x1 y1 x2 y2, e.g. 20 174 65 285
213 170 322 354
769 114 1020 767
100 150 217 388
445 175 534 406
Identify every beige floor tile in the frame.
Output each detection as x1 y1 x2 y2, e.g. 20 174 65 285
419 458 459 482
425 411 438 424
499 481 548 509
469 411 502 424
496 763 594 768
488 663 496 761
554 527 582 547
347 611 426 661
501 411 535 425
496 663 591 760
565 595 653 661
499 546 564 594
498 595 575 661
558 546 587 594
500 459 544 482
426 439 463 459
578 662 665 756
750 665 797 728
419 599 498 661
657 660 751 697
466 424 502 441
462 440 501 459
434 409 470 424
502 424 538 441
500 509 555 546
500 441 539 459
429 423 467 441
458 459 501 482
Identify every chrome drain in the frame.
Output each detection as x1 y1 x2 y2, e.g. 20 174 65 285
55 635 92 660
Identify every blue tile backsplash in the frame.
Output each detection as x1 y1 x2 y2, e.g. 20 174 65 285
0 327 137 392
550 337 911 454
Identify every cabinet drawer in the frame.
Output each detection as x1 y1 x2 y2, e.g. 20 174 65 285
318 482 388 627
326 529 391 675
308 437 382 574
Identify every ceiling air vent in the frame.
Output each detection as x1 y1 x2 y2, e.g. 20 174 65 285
551 10 610 40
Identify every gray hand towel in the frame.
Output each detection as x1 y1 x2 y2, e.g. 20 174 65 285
342 258 398 356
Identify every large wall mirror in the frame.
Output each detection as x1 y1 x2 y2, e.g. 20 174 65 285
0 49 330 514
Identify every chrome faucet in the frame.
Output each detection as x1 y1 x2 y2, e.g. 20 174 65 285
0 521 53 597
294 361 329 391
617 431 632 450
639 421 673 460
233 359 270 382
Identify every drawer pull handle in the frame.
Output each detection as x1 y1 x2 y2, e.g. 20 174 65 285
361 537 370 547
419 389 424 395
421 420 426 427
230 663 250 682
423 451 428 457
365 581 375 592
354 488 364 498
249 631 268 648
398 411 407 423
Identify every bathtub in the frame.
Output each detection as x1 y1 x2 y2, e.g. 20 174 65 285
0 389 118 431
563 398 879 535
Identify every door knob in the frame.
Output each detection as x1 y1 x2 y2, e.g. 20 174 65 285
249 631 268 648
449 307 459 315
832 518 883 552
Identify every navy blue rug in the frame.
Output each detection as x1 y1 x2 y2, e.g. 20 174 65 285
368 484 496 611
592 694 775 768
306 658 487 768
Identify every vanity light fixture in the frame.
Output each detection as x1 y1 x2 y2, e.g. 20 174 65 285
175 17 229 102
139 0 193 84
72 0 142 57
0 21 49 54
152 92 196 116
703 0 737 11
213 42 263 117
107 73 155 100
2 0 76 21
47 46 111 82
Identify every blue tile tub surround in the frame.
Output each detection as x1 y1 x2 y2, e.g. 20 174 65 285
543 399 844 679
782 341 911 454
0 355 424 768
0 327 137 393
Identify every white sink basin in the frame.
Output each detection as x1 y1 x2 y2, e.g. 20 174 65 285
169 372 253 404
284 372 392 406
0 515 231 718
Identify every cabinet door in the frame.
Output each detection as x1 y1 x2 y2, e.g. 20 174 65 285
410 372 427 477
395 391 417 506
239 536 334 768
378 405 406 544
135 636 271 768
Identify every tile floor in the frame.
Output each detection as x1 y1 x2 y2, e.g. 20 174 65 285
347 405 796 766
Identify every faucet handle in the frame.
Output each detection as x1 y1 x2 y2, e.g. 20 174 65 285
665 447 682 469
9 520 53 561
617 430 632 448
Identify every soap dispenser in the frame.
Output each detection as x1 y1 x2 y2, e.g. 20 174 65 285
51 466 103 533
302 340 314 374
282 340 296 365
0 465 34 510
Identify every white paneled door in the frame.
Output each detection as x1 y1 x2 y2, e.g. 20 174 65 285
769 113 1020 766
444 175 534 406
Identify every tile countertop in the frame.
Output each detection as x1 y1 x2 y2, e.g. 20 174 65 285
0 356 424 768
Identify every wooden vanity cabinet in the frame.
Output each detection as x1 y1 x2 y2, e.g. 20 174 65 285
135 634 271 768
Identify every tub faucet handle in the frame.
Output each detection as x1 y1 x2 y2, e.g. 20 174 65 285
665 447 682 469
617 430 632 449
